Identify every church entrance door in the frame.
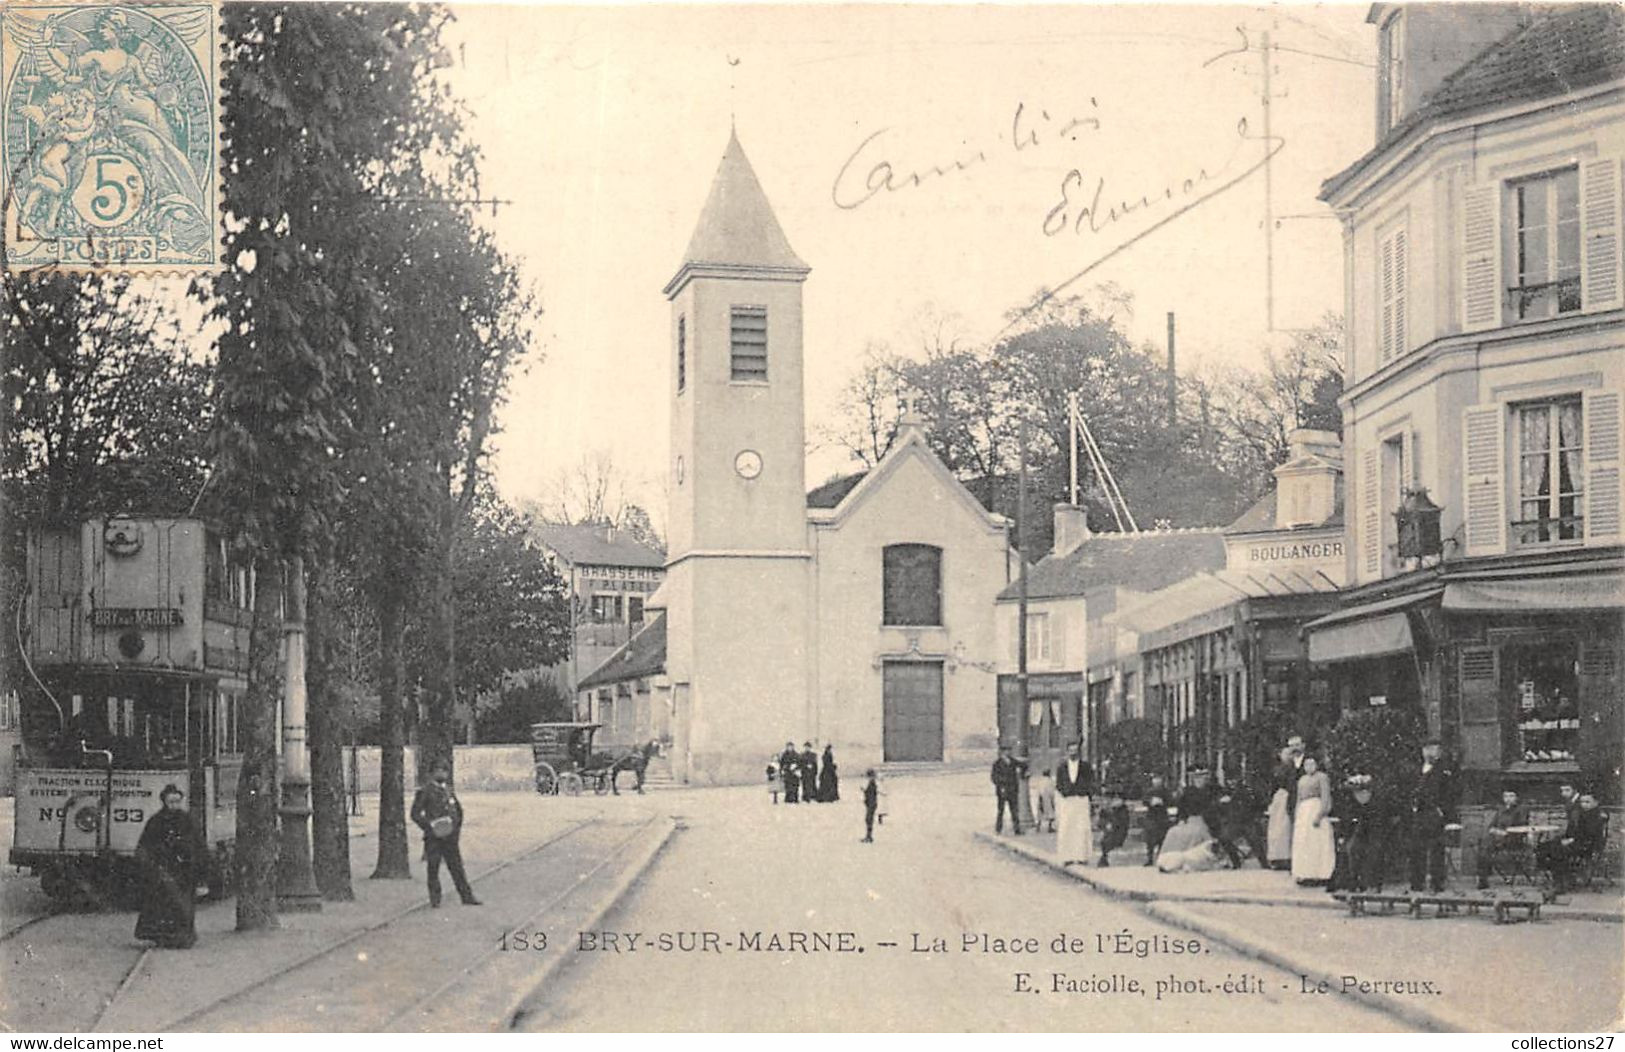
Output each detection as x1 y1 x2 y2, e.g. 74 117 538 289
883 660 944 762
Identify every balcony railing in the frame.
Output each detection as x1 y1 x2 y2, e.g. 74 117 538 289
1511 515 1584 546
1506 277 1581 320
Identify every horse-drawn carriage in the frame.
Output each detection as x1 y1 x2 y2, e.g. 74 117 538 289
528 722 661 796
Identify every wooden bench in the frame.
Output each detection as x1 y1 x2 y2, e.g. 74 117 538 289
1334 890 1542 924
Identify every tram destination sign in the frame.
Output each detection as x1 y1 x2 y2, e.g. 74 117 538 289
90 607 184 628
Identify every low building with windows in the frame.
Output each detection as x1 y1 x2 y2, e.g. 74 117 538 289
580 133 1014 783
1114 431 1345 785
532 522 665 698
1310 4 1624 805
994 510 1229 777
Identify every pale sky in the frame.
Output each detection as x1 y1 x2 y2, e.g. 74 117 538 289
447 3 1378 529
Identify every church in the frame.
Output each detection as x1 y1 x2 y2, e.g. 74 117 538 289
577 132 1014 785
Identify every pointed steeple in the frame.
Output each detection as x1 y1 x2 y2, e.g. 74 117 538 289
664 131 809 297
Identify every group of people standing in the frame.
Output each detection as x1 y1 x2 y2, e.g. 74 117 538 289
773 741 839 804
998 731 1601 900
1263 734 1338 884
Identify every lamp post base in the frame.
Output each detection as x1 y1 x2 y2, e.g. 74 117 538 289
276 780 323 912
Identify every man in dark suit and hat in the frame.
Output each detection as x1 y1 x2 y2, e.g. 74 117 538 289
799 742 819 804
779 742 800 803
1406 738 1458 892
992 745 1025 834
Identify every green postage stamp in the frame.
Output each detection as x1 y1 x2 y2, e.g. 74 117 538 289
2 2 220 273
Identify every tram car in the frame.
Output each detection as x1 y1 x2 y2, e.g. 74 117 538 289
11 516 253 904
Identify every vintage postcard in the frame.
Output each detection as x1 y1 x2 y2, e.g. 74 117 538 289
2 2 221 272
0 1 1621 1037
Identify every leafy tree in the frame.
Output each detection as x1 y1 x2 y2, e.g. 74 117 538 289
1324 707 1425 818
1221 705 1304 803
476 675 573 744
1098 718 1169 794
211 2 495 911
413 490 570 733
1210 313 1346 474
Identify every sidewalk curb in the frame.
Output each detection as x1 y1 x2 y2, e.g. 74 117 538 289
1140 900 1478 1033
502 815 678 1030
974 830 1622 924
975 832 1470 1031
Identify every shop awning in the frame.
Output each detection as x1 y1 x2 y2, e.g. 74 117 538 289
1307 611 1413 663
1303 587 1441 664
1442 574 1624 613
1122 567 1339 652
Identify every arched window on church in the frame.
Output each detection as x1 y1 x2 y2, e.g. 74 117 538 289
882 544 942 626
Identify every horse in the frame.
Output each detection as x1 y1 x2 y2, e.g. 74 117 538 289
610 739 664 795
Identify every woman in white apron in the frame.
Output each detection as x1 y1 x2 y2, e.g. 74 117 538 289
1054 742 1095 865
1290 754 1336 884
1266 745 1299 868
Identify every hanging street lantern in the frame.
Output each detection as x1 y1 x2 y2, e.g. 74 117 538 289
1395 487 1444 560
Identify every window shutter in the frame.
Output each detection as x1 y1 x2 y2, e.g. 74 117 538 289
1361 447 1380 577
1461 183 1502 332
1583 388 1623 545
1393 228 1408 357
1458 646 1501 771
1462 404 1506 557
1579 156 1623 312
1400 428 1414 492
1577 643 1623 776
1052 610 1068 667
1380 234 1396 363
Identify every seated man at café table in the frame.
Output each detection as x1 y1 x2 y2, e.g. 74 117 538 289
1536 790 1608 895
1476 786 1530 889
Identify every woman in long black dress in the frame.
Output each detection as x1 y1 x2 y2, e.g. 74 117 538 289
818 745 839 802
134 784 204 949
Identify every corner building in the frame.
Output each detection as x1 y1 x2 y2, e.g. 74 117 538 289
1310 4 1624 805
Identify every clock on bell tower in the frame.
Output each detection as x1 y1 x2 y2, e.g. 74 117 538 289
661 130 814 785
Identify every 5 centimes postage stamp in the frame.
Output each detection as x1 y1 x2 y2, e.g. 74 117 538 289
1 2 220 273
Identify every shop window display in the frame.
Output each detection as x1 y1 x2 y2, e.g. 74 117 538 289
1508 641 1580 765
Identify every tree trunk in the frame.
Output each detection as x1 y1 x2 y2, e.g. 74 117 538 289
234 553 283 931
416 529 456 785
307 554 353 900
371 594 412 879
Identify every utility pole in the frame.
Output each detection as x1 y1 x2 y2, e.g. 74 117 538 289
1015 417 1033 828
1166 312 1177 429
276 556 322 912
1261 29 1276 333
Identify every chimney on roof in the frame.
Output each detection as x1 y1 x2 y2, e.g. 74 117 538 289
1166 312 1177 428
1053 503 1091 558
1275 429 1342 529
896 401 927 443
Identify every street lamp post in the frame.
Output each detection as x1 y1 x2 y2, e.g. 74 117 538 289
276 556 323 911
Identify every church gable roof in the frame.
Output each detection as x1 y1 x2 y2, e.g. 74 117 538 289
666 131 809 294
807 426 1005 533
807 471 867 509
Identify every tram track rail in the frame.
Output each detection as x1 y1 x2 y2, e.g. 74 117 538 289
0 910 62 945
380 814 667 1031
87 817 597 1033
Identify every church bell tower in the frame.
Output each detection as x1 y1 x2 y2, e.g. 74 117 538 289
662 132 813 784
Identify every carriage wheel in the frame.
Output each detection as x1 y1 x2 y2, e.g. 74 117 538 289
594 772 612 796
559 772 585 797
534 763 559 796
